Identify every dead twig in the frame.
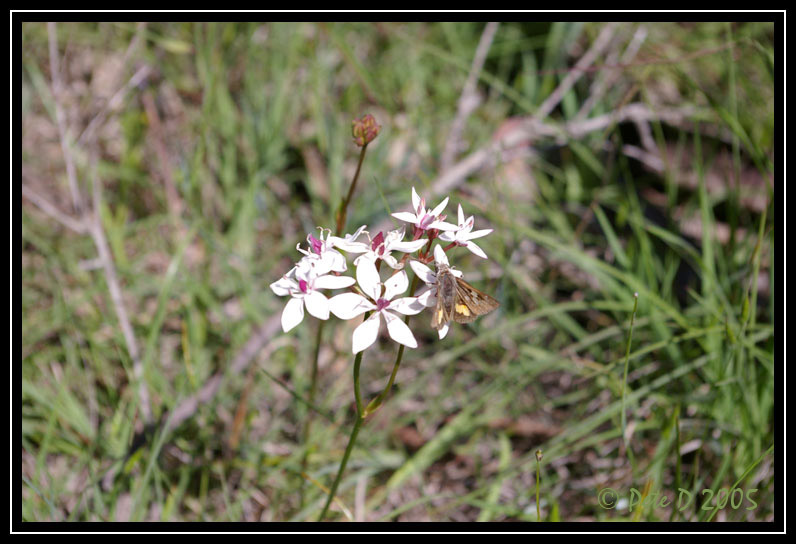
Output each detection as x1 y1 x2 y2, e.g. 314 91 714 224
88 159 152 423
575 25 648 122
142 88 184 218
78 65 151 147
44 23 152 424
21 182 87 234
534 22 617 121
77 22 150 146
47 22 83 215
440 21 499 172
165 314 282 432
371 102 702 236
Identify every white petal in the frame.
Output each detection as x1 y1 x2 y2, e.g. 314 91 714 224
303 291 330 320
457 204 465 226
329 293 375 319
438 323 449 339
465 228 493 240
330 227 369 252
382 255 404 270
465 240 488 259
391 211 419 224
383 311 417 348
415 286 437 308
387 296 425 316
430 196 449 218
352 313 381 354
335 241 370 253
411 186 421 212
298 255 331 278
281 297 305 332
356 258 382 300
389 238 428 254
434 245 450 266
437 230 457 242
383 270 409 301
428 220 459 231
386 227 406 243
324 250 348 273
270 276 297 297
345 224 368 241
451 268 463 278
313 274 356 290
409 260 437 285
353 251 378 267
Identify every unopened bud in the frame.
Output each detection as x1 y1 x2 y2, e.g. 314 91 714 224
352 114 381 147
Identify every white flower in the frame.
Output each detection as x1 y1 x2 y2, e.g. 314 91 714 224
328 224 370 254
297 228 347 275
353 228 427 270
270 259 355 332
391 187 458 232
409 245 462 339
438 204 493 259
329 259 425 353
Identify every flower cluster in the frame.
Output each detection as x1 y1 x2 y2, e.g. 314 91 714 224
270 187 494 353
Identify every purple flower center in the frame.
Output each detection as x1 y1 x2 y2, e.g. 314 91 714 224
375 298 390 311
298 279 309 293
309 235 323 255
418 213 435 230
371 231 385 256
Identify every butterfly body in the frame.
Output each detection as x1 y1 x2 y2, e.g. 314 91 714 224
431 264 499 330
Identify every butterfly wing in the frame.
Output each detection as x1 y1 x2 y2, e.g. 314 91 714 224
452 277 500 324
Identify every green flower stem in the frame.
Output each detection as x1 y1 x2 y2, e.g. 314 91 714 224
535 450 543 521
335 143 368 235
364 344 404 417
317 351 365 521
298 318 325 508
302 141 370 511
352 350 365 416
317 272 421 521
620 292 639 449
364 274 420 416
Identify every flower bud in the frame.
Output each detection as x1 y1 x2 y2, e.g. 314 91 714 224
352 114 381 147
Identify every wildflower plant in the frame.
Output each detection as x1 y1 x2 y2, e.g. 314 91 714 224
270 115 498 521
270 189 496 352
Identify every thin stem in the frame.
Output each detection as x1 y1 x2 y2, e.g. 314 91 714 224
303 140 370 511
335 143 369 235
535 450 543 521
317 271 418 519
352 351 365 416
317 352 365 521
365 344 404 417
620 292 640 450
364 274 420 416
299 319 326 508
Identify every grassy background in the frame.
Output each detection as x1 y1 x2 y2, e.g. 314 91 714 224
21 21 775 522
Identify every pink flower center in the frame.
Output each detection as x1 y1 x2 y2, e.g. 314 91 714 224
309 235 323 255
418 213 435 230
375 298 390 311
371 231 385 256
298 279 309 293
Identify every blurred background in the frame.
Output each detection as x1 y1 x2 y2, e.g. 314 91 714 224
21 21 775 522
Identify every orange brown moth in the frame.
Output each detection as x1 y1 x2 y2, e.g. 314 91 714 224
430 263 499 330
